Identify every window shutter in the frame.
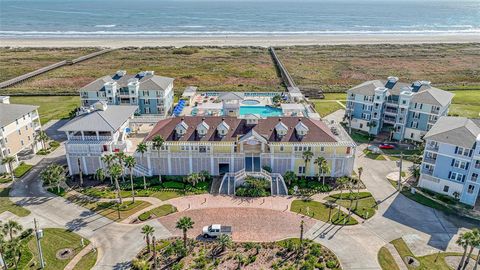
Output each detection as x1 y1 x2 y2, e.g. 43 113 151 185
451 159 455 166
455 146 458 154
466 163 470 170
470 149 473 157
462 175 466 182
448 171 452 179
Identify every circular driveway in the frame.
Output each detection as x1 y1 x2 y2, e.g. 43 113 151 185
158 207 316 242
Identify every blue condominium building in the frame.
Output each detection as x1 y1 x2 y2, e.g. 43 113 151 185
345 77 454 142
419 117 480 206
79 70 174 116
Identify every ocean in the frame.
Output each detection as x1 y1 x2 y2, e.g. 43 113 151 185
1 0 479 38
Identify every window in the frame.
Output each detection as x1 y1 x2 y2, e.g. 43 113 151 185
476 160 480 169
455 147 472 157
411 122 418 129
443 185 449 192
449 172 465 182
144 99 150 105
468 185 475 194
472 173 479 182
419 104 423 110
298 166 306 174
452 160 468 170
18 130 21 135
280 146 284 152
320 146 325 152
20 140 24 146
361 113 371 120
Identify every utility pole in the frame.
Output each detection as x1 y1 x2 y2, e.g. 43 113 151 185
34 218 45 269
397 152 403 191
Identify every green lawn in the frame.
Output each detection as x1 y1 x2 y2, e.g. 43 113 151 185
311 100 344 117
138 204 177 221
26 228 90 270
363 149 386 160
0 188 30 217
378 247 400 270
326 192 377 219
391 238 465 270
449 90 480 118
72 249 98 270
10 96 80 125
150 190 183 201
13 162 33 178
290 199 358 225
322 93 347 100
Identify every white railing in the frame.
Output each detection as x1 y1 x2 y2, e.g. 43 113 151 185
70 135 112 141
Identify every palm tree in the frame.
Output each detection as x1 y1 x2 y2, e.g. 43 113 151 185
6 238 20 270
109 163 123 204
152 135 164 182
2 220 22 241
1 156 16 181
41 164 66 194
176 216 194 250
101 154 115 185
136 143 148 189
314 157 325 183
95 168 106 182
0 225 7 270
355 167 363 210
141 225 155 253
462 228 480 270
457 231 473 270
283 171 296 186
335 177 349 221
35 130 49 150
302 150 313 176
184 173 202 187
125 156 136 203
115 152 126 183
217 234 232 253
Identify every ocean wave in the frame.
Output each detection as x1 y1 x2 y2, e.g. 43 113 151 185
1 29 480 37
94 24 116 28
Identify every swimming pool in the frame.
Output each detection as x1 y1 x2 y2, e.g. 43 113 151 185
239 106 283 117
241 99 261 105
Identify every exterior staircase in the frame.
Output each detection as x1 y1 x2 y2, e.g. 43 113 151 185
133 163 152 177
219 168 288 196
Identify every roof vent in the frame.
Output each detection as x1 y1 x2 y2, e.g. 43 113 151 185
387 76 398 83
145 70 155 76
93 101 108 111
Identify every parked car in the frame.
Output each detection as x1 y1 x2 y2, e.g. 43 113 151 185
202 224 232 238
379 143 395 149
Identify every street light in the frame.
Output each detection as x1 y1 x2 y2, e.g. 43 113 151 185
34 218 45 268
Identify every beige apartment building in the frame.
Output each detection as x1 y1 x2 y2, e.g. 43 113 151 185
0 96 42 174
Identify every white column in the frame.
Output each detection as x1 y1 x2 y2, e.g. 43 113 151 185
96 131 99 140
167 152 172 175
331 159 336 177
210 155 215 175
270 146 274 170
147 155 151 172
66 154 73 176
82 156 88 175
189 152 193 172
81 131 85 140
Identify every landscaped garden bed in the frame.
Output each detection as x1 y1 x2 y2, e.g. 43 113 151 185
137 204 177 222
290 199 358 225
235 176 270 197
13 162 33 178
37 141 61 155
133 237 341 270
326 192 377 219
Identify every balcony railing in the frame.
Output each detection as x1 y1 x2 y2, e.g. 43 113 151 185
70 135 112 141
421 168 434 175
423 156 437 164
426 144 439 151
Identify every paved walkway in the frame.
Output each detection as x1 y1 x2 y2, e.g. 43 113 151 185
64 243 94 270
385 243 408 270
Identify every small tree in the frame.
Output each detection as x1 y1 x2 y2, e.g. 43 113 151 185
152 136 165 183
217 234 232 253
2 220 22 241
462 228 480 270
302 150 313 176
115 152 126 183
355 167 363 210
136 143 148 189
176 217 194 250
184 172 203 187
1 156 16 181
95 168 106 182
334 177 349 221
41 164 66 193
109 163 123 205
101 154 116 185
0 229 7 270
141 225 155 254
457 231 473 270
125 156 137 203
35 130 49 150
283 171 297 186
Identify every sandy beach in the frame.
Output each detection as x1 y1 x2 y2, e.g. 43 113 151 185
1 34 479 48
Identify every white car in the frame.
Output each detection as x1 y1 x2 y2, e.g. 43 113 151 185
202 224 232 238
367 145 381 153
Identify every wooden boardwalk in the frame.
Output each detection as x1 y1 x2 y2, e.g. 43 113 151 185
269 47 324 99
0 48 117 89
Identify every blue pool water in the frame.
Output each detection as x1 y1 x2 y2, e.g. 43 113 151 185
239 106 282 117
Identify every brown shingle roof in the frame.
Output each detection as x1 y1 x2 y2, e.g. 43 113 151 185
145 116 337 143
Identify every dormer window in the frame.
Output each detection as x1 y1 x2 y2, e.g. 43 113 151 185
295 120 309 137
197 120 209 137
275 120 288 137
175 120 188 136
217 120 230 137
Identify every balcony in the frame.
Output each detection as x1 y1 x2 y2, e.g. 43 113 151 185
383 117 396 124
423 155 437 164
426 144 439 152
421 168 434 175
428 118 437 124
384 109 398 115
70 135 112 141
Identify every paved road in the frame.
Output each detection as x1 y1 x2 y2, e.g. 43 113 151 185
7 157 171 270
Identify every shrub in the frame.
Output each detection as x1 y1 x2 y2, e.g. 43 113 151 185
20 228 33 239
162 181 185 189
262 165 272 173
326 260 337 268
138 211 151 221
49 141 60 148
131 259 149 270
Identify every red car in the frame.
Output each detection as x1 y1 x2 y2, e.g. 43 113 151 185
379 144 395 149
